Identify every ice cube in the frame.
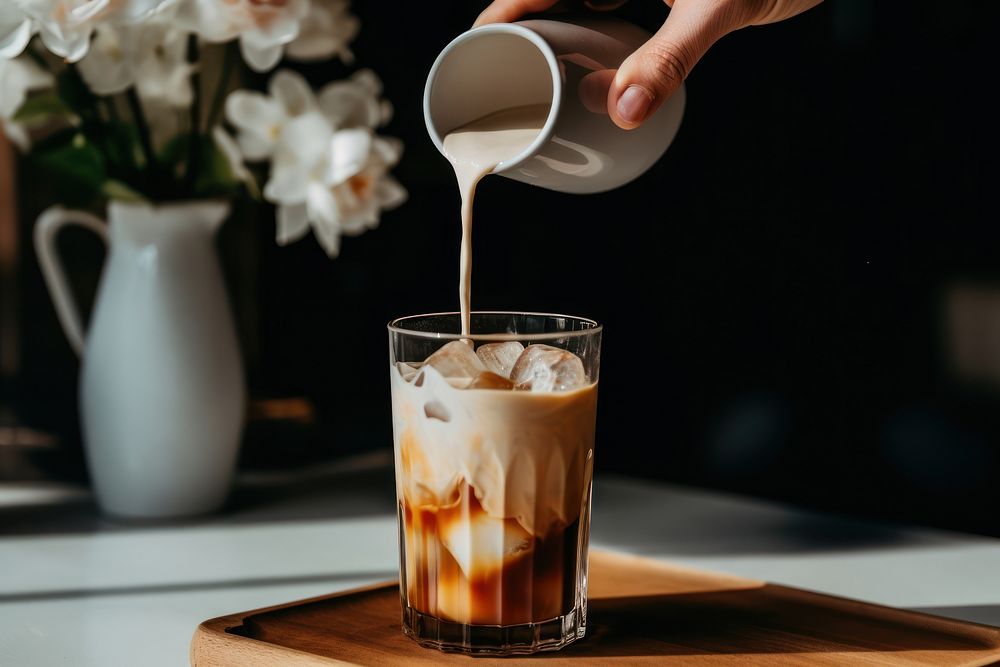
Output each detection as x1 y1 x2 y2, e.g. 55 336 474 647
469 371 515 390
395 361 422 382
423 340 485 379
475 342 524 378
439 511 533 578
510 344 588 392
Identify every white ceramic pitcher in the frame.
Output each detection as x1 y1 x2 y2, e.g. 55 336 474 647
425 17 686 194
34 201 245 519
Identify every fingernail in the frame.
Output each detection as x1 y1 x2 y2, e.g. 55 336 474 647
617 85 653 125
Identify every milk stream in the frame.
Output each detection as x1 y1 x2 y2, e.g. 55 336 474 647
442 104 549 335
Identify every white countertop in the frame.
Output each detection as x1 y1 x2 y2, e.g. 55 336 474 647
2 454 998 666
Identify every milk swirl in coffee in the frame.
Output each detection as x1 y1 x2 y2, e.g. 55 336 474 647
392 104 598 628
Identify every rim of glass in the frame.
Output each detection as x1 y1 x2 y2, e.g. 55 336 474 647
387 311 602 342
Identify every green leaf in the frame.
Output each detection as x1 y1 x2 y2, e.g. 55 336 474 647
198 136 237 192
28 131 107 208
12 94 78 126
159 132 247 199
158 132 190 175
85 120 143 172
102 180 148 204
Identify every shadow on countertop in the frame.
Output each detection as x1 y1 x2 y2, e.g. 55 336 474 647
591 476 946 556
0 451 397 537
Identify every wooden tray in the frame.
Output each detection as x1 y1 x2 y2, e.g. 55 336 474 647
191 550 1000 666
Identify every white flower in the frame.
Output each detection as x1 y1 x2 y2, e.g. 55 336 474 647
0 55 54 150
132 26 193 109
76 24 132 95
11 0 172 62
285 0 358 64
225 69 317 161
263 112 405 257
78 22 193 107
318 69 392 130
226 68 392 164
227 67 404 256
0 6 33 58
225 64 404 256
324 135 407 238
175 0 309 72
77 20 192 153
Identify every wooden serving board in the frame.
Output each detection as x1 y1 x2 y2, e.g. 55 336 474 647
191 550 1000 666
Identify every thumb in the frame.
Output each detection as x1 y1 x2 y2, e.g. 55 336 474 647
609 0 743 129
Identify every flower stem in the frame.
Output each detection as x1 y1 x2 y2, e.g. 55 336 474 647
103 97 120 124
26 42 49 70
206 42 236 131
184 35 202 192
101 96 134 172
65 63 121 175
126 88 156 174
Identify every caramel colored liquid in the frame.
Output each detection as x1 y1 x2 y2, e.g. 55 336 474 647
400 485 581 626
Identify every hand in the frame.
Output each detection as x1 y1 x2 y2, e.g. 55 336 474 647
475 0 824 130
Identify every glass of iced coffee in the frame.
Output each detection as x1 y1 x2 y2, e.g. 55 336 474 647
388 312 602 654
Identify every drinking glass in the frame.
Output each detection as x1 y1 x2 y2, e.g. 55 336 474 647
388 312 602 654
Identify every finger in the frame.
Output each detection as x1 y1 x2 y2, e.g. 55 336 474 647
474 0 562 27
751 0 824 25
608 0 744 129
578 69 616 114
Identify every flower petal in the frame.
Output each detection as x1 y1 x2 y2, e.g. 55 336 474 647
212 126 253 185
329 128 371 185
114 0 175 23
226 90 285 132
77 25 134 96
285 0 358 63
0 17 33 59
350 69 382 96
307 180 340 226
236 133 273 163
372 136 403 167
250 0 309 42
173 0 238 42
336 188 379 236
239 38 283 73
268 69 316 117
274 112 333 171
67 0 112 24
225 90 286 159
379 99 394 126
0 56 54 119
307 183 343 257
276 203 311 245
312 222 342 257
38 25 93 63
2 119 31 151
264 160 311 205
318 80 380 130
376 176 408 211
133 25 194 109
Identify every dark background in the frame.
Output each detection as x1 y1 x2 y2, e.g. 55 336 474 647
9 2 1000 536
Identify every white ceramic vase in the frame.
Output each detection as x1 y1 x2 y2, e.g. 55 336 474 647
34 201 246 519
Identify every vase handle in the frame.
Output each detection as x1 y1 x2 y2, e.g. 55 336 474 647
33 206 109 357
